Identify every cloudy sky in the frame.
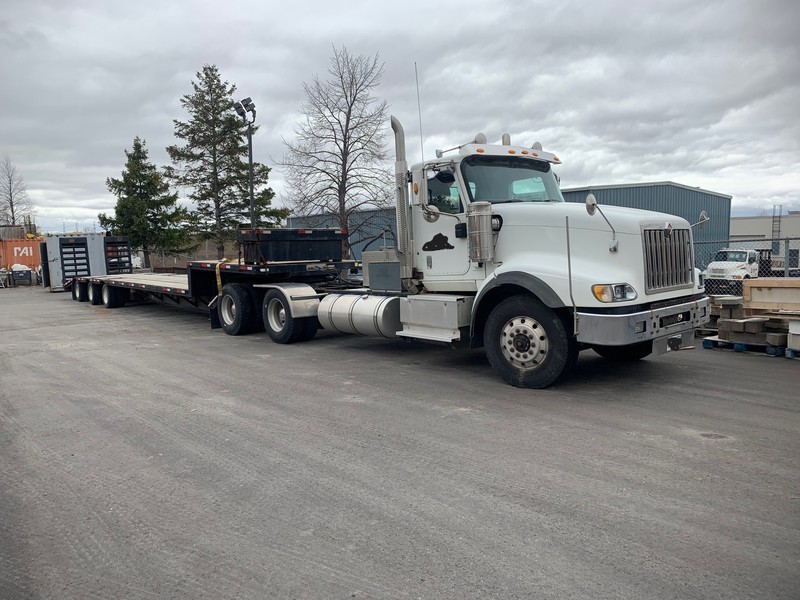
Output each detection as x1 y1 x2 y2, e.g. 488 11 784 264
2 0 798 232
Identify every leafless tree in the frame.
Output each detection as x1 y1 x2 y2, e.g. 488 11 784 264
281 46 393 259
0 155 35 225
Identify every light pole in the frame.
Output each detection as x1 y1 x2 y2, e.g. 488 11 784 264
234 97 257 229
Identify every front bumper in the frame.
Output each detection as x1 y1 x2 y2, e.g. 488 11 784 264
576 296 710 349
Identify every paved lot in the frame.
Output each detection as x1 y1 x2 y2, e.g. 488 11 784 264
1 286 798 599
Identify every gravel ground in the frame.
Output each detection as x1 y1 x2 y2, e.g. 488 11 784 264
1 286 798 599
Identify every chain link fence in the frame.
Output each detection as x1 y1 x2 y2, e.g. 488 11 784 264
695 237 800 296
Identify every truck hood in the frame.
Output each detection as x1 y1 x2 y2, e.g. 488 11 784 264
490 202 690 233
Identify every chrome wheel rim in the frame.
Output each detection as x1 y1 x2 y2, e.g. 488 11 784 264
266 298 286 333
220 294 236 325
500 315 549 370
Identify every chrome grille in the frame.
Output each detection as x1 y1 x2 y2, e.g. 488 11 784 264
643 228 693 293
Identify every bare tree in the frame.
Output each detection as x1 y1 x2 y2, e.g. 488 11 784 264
0 155 35 225
281 46 392 259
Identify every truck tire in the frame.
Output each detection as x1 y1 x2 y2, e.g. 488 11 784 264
72 281 88 302
102 283 125 308
262 289 315 344
218 283 258 335
484 295 572 389
592 341 653 362
88 283 102 305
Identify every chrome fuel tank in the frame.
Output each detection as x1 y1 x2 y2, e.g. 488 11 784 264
318 294 401 338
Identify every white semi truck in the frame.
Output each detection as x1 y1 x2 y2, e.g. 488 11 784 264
70 116 709 388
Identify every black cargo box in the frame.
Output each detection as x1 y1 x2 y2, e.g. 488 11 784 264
238 228 346 263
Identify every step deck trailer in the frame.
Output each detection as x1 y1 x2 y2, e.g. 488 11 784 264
70 228 359 337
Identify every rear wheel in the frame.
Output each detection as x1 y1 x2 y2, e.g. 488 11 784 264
592 341 653 362
263 289 316 344
71 281 88 302
102 283 125 308
484 295 571 389
87 283 102 305
217 283 258 335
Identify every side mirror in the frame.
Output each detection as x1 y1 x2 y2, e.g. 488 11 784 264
691 210 709 229
585 193 597 216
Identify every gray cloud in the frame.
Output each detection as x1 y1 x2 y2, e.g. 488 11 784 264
1 0 798 232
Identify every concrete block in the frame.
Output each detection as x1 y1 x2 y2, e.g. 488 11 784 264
728 331 769 344
721 306 745 320
718 329 730 340
717 296 744 306
789 321 800 335
717 319 733 332
744 318 769 333
766 333 788 346
730 319 747 333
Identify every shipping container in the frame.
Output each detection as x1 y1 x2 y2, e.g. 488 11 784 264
0 238 42 270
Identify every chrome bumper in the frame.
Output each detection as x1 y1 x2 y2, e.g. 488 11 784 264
576 296 710 350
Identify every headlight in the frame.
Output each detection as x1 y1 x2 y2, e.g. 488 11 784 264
591 283 637 303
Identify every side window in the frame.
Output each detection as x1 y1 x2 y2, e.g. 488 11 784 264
427 174 463 214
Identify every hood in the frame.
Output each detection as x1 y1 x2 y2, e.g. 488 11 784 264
490 202 690 234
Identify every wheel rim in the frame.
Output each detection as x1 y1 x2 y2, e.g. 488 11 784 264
220 295 236 325
102 286 109 304
500 315 549 370
266 298 286 333
88 286 94 302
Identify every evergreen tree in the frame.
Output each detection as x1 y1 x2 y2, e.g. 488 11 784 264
165 64 287 259
100 137 192 268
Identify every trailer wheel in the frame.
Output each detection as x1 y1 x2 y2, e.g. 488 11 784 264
218 283 258 335
102 283 125 309
484 295 571 389
592 341 653 362
72 281 88 302
87 283 102 305
263 289 313 344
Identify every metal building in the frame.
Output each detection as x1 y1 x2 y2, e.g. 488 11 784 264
287 208 397 260
560 181 731 243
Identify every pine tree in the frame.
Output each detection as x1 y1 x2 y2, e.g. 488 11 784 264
165 64 287 259
100 137 192 269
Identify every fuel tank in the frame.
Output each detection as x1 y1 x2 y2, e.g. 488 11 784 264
318 293 401 338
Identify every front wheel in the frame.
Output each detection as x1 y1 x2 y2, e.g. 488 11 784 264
263 289 317 344
484 295 572 389
592 341 653 362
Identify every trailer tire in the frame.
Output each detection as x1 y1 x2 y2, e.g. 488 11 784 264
263 289 312 344
88 283 102 305
72 281 88 302
484 295 571 389
592 341 653 362
218 283 258 335
102 283 125 308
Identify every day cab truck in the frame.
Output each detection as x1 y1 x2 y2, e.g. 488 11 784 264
69 116 709 388
701 248 760 295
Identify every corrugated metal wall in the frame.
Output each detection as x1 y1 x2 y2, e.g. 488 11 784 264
560 182 731 243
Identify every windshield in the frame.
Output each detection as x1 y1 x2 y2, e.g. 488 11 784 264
461 156 564 204
714 250 747 262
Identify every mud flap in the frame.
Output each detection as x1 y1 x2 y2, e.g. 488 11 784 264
208 295 222 329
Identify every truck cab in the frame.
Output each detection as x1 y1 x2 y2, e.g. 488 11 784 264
391 117 709 387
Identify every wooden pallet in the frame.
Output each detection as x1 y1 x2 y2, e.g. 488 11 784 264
785 348 800 359
702 336 786 356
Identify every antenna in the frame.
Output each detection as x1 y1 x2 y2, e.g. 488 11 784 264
415 62 424 164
